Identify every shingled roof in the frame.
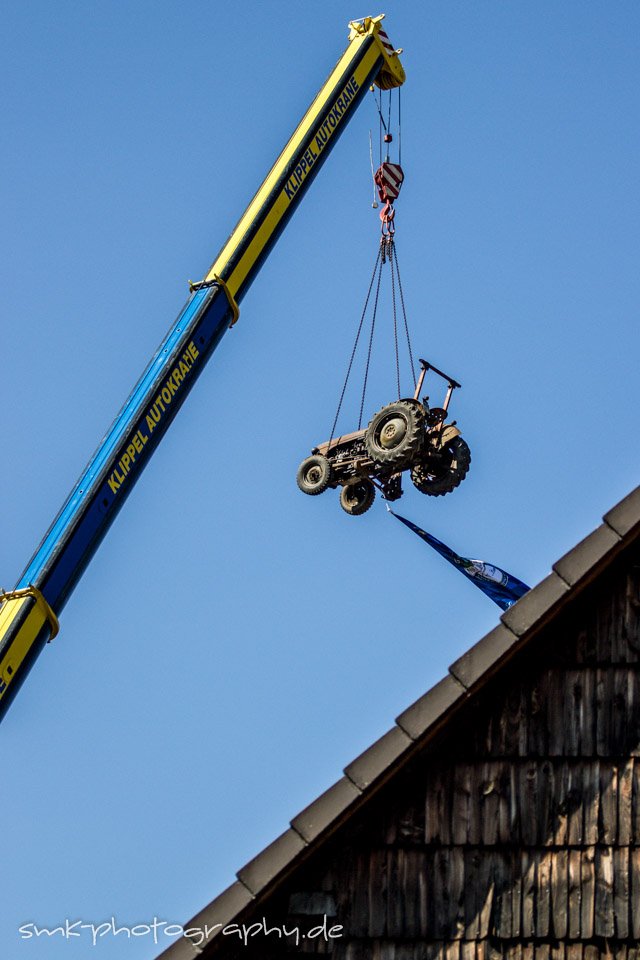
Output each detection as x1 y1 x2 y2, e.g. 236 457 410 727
157 484 640 960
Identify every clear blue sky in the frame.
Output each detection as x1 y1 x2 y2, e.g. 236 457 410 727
1 2 639 957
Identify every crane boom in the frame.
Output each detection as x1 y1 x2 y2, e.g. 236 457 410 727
0 17 405 721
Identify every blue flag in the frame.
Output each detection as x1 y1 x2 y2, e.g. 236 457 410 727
388 509 530 610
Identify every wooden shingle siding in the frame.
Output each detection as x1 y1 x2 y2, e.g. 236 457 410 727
418 758 640 848
210 558 640 958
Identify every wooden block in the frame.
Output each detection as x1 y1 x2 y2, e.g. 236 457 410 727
568 848 581 938
613 845 629 939
372 942 395 960
448 847 466 940
468 763 483 845
599 761 619 844
612 668 631 755
594 846 615 937
460 940 477 960
497 766 515 845
445 942 460 960
368 848 386 939
583 761 599 845
510 849 522 939
527 675 549 757
521 945 534 960
431 850 447 939
575 620 596 663
494 851 512 938
474 851 492 940
386 847 402 938
425 770 444 844
538 761 556 846
554 761 569 846
596 668 611 757
563 670 582 757
567 764 584 846
580 847 595 938
407 850 429 939
424 945 444 960
346 850 368 938
580 668 596 755
618 758 633 846
507 944 522 960
452 764 471 846
521 850 536 939
536 850 552 938
551 849 568 938
519 762 538 846
480 762 500 846
548 671 566 756
595 584 613 663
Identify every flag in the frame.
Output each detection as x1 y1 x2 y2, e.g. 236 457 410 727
388 508 530 611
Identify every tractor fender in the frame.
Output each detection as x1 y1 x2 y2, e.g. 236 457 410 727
435 424 461 447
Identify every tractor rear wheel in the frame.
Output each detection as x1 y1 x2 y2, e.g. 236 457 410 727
364 400 424 468
410 436 471 497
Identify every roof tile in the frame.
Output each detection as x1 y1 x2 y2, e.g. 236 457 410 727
500 571 569 637
449 623 519 690
344 725 413 790
291 777 361 843
395 674 466 741
553 523 621 587
604 486 640 538
237 829 306 895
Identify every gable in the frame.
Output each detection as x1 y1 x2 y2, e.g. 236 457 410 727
157 487 640 959
219 554 639 956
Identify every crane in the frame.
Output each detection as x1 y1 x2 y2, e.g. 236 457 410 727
0 16 405 721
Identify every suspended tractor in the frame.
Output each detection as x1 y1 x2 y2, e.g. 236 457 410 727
296 359 471 516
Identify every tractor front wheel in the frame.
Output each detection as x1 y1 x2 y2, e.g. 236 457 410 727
296 455 332 495
339 479 375 516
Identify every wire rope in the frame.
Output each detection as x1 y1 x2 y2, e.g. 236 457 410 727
326 246 382 450
358 253 384 429
392 241 417 389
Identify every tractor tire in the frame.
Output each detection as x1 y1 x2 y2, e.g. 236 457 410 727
340 479 375 516
410 436 471 497
296 455 332 496
364 400 425 468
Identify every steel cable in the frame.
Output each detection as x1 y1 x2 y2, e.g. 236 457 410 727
327 246 382 450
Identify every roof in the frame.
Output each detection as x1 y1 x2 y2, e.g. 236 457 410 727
158 483 640 959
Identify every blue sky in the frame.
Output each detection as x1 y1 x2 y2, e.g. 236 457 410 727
1 2 639 957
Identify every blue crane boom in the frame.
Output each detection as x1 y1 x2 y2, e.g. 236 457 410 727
0 16 405 721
